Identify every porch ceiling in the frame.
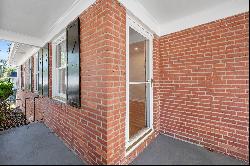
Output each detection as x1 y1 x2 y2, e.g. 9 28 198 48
0 0 95 66
1 0 248 66
119 0 249 36
0 0 76 47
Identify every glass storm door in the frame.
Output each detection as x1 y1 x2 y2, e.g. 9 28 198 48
126 16 153 147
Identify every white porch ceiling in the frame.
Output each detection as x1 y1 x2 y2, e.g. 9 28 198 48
137 0 229 25
120 0 249 36
1 0 248 66
0 0 77 47
0 0 95 66
0 0 76 39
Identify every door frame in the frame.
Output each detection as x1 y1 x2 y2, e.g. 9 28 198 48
125 14 154 150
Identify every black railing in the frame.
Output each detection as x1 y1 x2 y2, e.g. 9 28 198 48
33 96 39 122
13 95 40 124
24 97 30 125
15 98 25 123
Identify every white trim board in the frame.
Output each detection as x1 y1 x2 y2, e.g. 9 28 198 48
0 29 43 47
119 0 160 36
43 0 96 46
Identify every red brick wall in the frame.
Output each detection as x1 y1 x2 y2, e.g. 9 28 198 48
159 12 249 161
104 0 126 164
17 0 151 165
16 0 249 164
16 1 161 164
44 0 124 164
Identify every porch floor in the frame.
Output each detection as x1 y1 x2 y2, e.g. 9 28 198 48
0 123 247 165
0 123 84 165
131 134 247 165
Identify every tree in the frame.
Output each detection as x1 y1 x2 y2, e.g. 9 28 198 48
0 62 16 82
0 60 7 78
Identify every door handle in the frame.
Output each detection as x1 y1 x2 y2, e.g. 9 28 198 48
147 79 154 87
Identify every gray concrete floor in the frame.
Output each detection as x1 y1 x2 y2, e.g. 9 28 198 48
0 123 247 165
131 134 247 165
0 123 84 165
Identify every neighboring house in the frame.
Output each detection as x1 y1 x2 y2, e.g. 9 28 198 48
3 0 249 165
8 71 17 89
6 71 18 102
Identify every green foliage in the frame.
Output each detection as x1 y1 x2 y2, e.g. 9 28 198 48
4 67 16 77
0 59 16 80
0 81 14 100
0 59 7 78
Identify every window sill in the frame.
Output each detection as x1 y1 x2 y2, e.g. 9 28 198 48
125 128 154 156
53 96 66 103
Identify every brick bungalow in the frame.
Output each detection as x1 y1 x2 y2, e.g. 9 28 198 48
5 0 249 164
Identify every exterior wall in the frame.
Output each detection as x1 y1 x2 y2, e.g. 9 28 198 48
15 1 249 164
159 12 249 161
16 0 159 165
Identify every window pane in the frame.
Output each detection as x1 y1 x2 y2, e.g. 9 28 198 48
58 68 66 95
129 83 147 139
129 28 148 82
56 40 66 68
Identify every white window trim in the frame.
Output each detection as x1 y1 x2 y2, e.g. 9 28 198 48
125 14 154 152
52 31 67 102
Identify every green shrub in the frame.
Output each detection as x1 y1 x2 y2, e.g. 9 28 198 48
0 81 13 101
0 81 24 131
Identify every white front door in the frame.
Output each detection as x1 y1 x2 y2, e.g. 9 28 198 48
126 15 154 149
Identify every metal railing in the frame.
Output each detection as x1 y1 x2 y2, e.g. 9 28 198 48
15 95 39 124
33 96 39 122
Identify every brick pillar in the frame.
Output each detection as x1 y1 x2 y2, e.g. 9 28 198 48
102 0 126 164
78 0 126 164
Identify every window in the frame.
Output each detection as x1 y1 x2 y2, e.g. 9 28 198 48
34 53 39 92
56 40 67 96
52 32 67 101
18 66 23 89
28 58 32 91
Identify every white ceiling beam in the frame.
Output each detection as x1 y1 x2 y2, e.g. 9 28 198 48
42 0 96 45
0 29 43 47
17 47 40 66
8 42 39 66
118 0 161 36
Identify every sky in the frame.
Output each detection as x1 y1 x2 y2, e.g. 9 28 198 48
0 40 12 61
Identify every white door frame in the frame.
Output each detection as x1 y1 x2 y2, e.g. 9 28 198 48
125 14 154 149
